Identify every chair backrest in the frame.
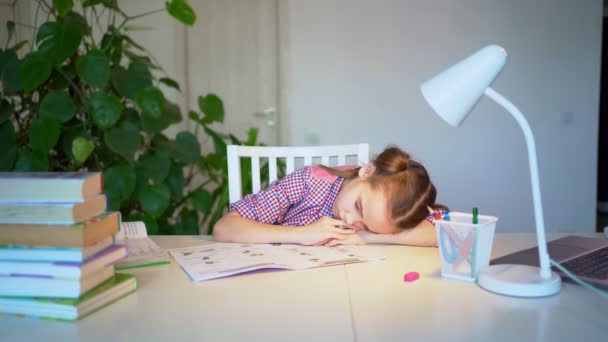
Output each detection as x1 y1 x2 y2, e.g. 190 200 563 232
227 144 370 203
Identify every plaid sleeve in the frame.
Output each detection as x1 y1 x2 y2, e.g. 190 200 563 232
230 167 310 224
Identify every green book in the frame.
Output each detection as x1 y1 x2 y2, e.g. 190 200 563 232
0 273 137 321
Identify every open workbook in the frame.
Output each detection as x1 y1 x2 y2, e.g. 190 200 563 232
169 243 385 282
114 221 169 269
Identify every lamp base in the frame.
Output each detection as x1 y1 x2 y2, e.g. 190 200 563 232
477 264 561 297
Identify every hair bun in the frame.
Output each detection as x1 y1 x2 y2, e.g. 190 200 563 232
375 146 411 174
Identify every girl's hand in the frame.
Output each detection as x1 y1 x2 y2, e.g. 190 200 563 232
297 217 356 246
324 230 372 247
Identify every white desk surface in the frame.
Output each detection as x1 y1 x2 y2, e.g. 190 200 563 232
1 233 606 342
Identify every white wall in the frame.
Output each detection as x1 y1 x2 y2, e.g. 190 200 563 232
285 0 602 233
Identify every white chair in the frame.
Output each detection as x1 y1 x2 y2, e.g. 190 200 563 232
227 144 370 203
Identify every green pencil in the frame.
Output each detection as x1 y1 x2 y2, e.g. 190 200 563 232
115 260 170 271
472 207 478 224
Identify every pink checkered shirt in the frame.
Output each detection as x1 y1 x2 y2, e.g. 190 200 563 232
230 166 341 226
230 165 447 227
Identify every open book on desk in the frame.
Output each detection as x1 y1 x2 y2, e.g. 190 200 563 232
114 221 169 270
169 243 385 282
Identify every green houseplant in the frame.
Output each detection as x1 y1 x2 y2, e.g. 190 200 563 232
0 0 268 234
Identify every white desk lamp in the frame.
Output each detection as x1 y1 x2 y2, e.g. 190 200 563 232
420 45 561 297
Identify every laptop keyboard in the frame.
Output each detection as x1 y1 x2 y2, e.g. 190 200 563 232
559 247 608 279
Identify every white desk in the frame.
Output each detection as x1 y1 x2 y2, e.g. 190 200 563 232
1 234 606 342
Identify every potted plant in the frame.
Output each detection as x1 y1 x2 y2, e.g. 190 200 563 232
0 0 268 234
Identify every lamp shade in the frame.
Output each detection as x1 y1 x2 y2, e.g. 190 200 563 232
420 45 507 127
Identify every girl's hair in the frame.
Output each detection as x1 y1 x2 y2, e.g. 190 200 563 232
320 145 448 229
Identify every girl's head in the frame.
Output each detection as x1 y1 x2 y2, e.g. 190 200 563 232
327 146 446 234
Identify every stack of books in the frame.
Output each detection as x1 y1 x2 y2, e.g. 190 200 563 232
0 172 137 321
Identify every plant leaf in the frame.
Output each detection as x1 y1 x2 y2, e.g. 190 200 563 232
53 0 74 16
11 40 28 52
39 91 76 123
101 31 123 65
188 110 199 122
28 117 60 153
0 121 17 170
14 149 49 171
72 136 94 163
48 64 75 90
110 62 152 99
203 125 227 158
141 101 181 134
89 92 123 129
247 127 259 145
166 0 196 26
1 58 21 92
104 164 136 205
0 99 14 125
171 131 200 163
164 163 184 200
123 107 142 130
0 49 17 76
36 21 82 65
103 121 141 160
83 0 119 11
190 188 212 215
136 150 171 183
176 209 198 235
198 93 224 123
159 77 180 91
121 34 145 51
61 127 91 161
82 0 103 7
20 52 52 92
138 183 170 218
63 12 91 36
76 49 110 88
135 86 164 119
0 50 21 92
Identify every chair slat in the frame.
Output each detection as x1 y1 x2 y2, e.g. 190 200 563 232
286 157 295 174
304 155 312 166
251 157 261 194
268 157 277 184
227 146 242 204
321 155 329 166
337 155 346 165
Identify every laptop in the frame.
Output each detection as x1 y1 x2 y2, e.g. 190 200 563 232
491 235 608 288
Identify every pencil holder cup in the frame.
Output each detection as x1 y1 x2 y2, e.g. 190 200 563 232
435 212 498 282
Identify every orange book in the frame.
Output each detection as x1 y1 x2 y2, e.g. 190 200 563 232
0 212 119 247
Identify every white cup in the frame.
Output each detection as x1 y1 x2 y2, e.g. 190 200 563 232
435 212 498 282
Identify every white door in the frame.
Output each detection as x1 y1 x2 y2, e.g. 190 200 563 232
186 0 280 146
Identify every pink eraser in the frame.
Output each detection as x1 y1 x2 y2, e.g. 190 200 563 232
403 272 420 282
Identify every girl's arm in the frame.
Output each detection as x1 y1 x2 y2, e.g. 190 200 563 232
213 211 356 245
325 220 437 247
362 220 437 246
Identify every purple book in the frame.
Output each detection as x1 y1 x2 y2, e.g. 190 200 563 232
0 244 127 279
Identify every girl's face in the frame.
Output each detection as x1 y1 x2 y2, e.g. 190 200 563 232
332 165 398 234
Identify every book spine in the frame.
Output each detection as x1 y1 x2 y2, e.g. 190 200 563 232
0 173 102 202
0 194 107 224
0 212 120 247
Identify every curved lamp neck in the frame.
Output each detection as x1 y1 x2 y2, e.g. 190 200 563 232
483 87 552 278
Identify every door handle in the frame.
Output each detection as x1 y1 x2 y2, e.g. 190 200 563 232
252 107 276 127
